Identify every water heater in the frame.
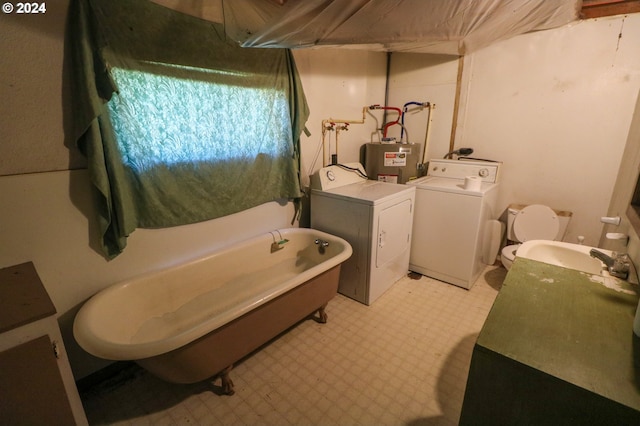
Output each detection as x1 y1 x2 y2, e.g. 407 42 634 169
364 142 420 184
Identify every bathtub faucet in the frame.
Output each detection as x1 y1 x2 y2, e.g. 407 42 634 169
315 238 329 254
269 230 289 253
589 249 630 279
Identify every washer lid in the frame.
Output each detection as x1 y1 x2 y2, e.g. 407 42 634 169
311 180 415 205
513 204 559 242
406 176 497 196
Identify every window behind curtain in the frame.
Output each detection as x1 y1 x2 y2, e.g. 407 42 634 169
108 66 293 174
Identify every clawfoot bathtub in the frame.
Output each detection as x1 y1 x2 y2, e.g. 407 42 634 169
74 228 352 394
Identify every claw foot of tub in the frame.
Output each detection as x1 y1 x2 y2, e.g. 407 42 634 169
220 365 235 395
318 305 328 323
311 303 328 324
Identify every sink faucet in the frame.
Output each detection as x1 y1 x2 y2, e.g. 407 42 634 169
589 249 630 279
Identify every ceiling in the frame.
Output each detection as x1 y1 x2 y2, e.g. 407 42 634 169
151 0 582 55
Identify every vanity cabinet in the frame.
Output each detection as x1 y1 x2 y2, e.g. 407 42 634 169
460 258 640 424
0 262 87 425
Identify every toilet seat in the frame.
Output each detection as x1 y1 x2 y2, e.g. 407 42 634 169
513 204 559 242
500 244 520 269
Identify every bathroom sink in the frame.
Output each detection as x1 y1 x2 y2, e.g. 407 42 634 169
516 240 610 276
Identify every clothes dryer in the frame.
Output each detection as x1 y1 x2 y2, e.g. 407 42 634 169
311 163 416 305
406 159 501 289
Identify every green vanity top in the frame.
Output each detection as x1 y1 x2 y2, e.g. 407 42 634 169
461 257 640 424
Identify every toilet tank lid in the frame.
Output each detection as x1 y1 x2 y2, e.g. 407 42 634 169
513 204 560 242
508 203 572 218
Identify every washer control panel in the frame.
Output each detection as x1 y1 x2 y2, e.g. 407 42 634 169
311 162 368 190
427 159 501 183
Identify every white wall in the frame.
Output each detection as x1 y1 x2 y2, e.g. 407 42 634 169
293 48 388 185
293 49 459 182
455 14 640 246
602 89 640 275
387 53 460 161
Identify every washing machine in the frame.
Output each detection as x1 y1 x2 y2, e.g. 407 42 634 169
407 159 501 289
311 163 416 305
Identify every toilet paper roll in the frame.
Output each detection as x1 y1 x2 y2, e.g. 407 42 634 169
464 176 482 191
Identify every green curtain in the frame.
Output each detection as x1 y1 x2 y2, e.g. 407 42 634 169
68 0 310 259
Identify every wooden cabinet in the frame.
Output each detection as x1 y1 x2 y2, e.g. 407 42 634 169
0 262 87 425
460 258 640 424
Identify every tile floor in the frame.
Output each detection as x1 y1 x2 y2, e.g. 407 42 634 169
80 266 506 425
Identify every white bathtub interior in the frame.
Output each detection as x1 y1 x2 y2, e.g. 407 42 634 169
73 228 351 361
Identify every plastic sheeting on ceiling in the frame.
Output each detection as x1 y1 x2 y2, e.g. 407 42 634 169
151 0 582 55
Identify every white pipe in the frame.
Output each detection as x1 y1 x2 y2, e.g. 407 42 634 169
320 107 368 166
321 122 334 167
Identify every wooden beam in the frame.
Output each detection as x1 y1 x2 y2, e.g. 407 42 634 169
581 0 640 19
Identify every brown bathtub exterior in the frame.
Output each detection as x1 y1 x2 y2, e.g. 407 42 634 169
136 265 340 387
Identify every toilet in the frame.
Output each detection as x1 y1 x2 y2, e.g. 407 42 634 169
500 204 572 270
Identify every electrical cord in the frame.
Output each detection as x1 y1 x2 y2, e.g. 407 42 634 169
336 163 368 179
459 157 500 163
444 147 474 159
